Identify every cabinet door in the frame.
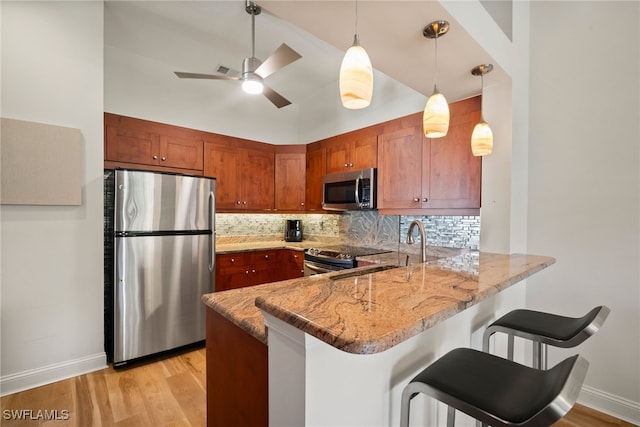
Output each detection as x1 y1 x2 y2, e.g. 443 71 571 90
204 142 242 210
351 135 378 170
425 98 482 209
242 148 275 210
215 253 251 291
105 125 159 165
325 137 350 174
305 146 326 211
160 135 203 171
325 134 377 173
282 250 304 280
377 126 423 209
275 152 306 211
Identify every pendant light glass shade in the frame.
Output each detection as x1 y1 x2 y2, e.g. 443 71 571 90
470 63 494 156
423 87 449 138
340 36 373 109
422 21 450 138
471 120 493 156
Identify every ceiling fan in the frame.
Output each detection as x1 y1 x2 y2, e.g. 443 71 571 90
174 1 302 108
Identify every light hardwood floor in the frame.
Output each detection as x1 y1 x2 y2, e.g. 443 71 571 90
1 347 635 426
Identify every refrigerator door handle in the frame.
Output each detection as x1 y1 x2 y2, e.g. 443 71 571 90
209 191 215 273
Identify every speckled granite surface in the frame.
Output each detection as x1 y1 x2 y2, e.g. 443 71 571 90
203 250 555 353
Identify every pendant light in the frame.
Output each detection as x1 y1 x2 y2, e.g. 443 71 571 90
470 64 494 156
422 20 450 138
339 0 373 109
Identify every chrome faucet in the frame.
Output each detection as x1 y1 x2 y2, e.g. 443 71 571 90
406 220 427 263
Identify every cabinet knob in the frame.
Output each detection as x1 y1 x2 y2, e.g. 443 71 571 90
152 155 158 160
349 163 354 167
413 198 420 202
344 163 349 168
423 197 429 202
264 255 269 259
293 255 298 259
236 201 241 205
242 201 247 205
252 269 256 273
161 156 166 161
300 202 305 206
230 258 235 263
245 270 249 274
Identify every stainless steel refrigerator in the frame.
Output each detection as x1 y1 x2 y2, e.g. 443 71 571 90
113 169 215 366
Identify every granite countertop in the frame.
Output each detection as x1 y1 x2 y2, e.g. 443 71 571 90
202 250 555 353
216 240 309 254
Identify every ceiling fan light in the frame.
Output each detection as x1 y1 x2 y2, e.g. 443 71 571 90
339 44 373 109
423 89 449 138
242 76 263 95
471 121 493 156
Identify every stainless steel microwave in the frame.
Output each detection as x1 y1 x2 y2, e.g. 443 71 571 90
322 168 376 211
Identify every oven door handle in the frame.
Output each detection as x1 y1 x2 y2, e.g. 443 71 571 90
304 261 335 274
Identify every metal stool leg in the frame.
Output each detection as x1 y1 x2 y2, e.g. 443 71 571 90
447 406 455 427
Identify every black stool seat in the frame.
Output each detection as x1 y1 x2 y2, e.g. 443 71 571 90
483 306 609 369
400 348 589 427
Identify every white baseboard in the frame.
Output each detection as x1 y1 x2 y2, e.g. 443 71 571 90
0 352 107 397
579 384 640 425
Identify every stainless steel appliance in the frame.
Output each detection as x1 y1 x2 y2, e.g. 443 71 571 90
304 245 390 275
285 219 303 242
113 169 215 366
322 168 376 211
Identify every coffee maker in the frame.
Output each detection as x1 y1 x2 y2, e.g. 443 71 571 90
284 219 303 242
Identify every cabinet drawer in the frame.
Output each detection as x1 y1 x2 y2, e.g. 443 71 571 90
216 253 250 270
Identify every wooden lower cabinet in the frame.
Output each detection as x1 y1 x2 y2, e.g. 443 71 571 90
215 249 304 292
206 308 268 427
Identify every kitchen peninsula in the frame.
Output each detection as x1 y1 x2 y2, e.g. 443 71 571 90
202 250 555 426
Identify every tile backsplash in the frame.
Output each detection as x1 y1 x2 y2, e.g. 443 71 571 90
215 211 480 250
215 213 340 244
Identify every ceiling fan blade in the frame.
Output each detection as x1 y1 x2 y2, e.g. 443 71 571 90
255 43 302 79
262 85 291 109
174 71 238 80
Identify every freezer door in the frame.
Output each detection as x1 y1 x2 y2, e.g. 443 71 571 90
115 169 215 232
114 234 214 364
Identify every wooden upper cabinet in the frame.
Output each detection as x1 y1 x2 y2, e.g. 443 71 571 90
305 142 326 211
159 134 203 170
104 113 203 173
105 125 159 166
377 120 424 210
204 136 275 212
377 97 482 213
243 147 275 210
204 140 242 210
425 97 481 209
325 130 377 174
275 146 306 211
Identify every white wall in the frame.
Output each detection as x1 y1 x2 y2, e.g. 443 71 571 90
0 1 106 395
525 2 640 422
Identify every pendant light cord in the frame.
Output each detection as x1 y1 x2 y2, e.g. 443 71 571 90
433 36 439 90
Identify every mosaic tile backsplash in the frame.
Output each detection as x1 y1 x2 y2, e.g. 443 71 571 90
215 211 480 250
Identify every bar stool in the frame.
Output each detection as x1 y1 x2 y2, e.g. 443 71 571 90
399 348 589 427
483 305 609 369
